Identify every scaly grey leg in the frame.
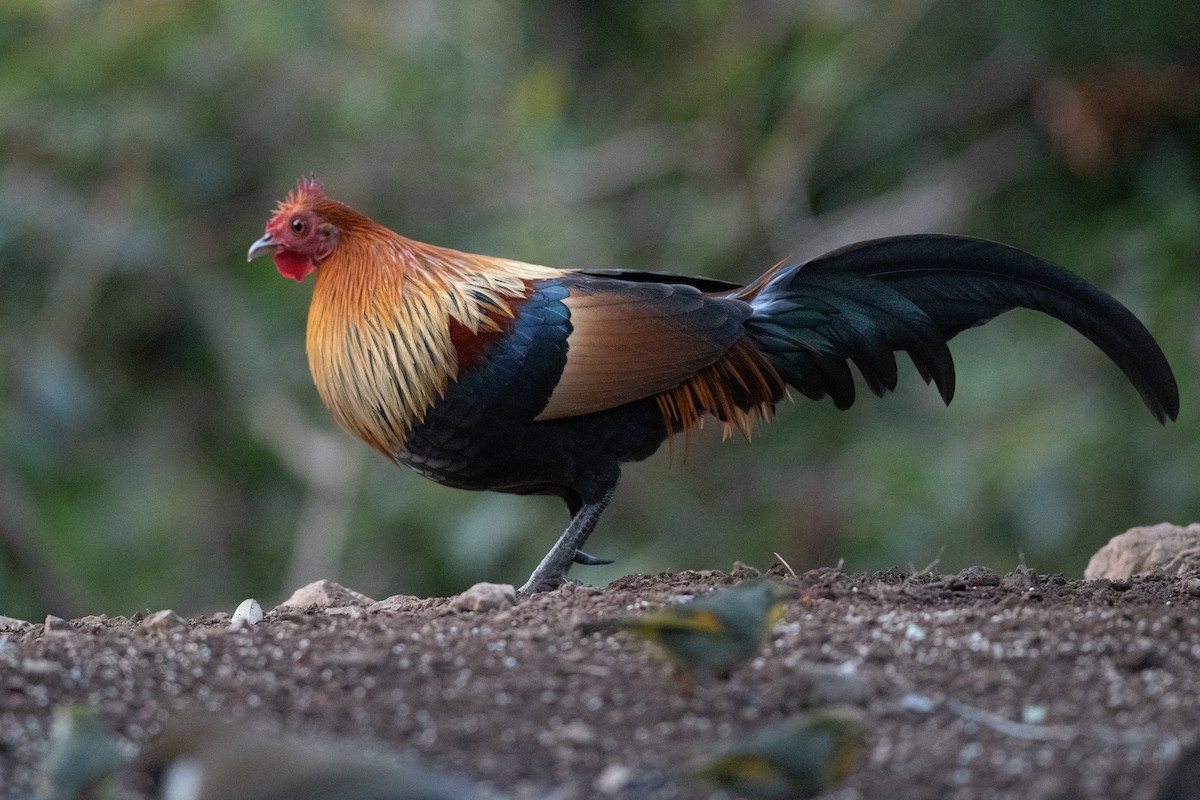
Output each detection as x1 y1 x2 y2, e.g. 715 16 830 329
519 487 616 594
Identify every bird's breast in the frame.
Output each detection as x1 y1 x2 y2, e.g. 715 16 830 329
306 277 461 457
305 271 575 460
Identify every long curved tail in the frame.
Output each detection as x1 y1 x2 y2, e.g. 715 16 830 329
739 234 1179 422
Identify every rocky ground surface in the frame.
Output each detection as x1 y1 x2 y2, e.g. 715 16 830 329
3 565 1199 799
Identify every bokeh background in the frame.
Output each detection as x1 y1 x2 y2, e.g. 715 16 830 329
1 1 1197 621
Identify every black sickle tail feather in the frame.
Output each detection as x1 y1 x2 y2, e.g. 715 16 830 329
740 234 1179 422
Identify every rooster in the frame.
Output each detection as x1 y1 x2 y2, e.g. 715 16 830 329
248 177 1178 593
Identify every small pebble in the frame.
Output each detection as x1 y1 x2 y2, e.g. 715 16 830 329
1022 705 1048 725
450 583 517 613
142 609 189 633
274 580 375 612
368 594 424 614
594 763 636 795
900 693 938 713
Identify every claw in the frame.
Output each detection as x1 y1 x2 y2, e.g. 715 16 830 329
573 549 614 566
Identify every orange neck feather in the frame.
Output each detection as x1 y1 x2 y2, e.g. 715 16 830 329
303 200 565 456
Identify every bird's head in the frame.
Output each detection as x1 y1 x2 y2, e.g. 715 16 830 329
248 176 342 281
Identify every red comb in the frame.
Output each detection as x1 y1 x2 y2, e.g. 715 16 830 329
286 175 324 206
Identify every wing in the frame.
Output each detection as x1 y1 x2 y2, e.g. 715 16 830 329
634 607 728 635
576 268 742 293
533 275 757 420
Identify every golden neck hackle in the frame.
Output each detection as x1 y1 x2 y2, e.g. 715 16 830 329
304 205 563 455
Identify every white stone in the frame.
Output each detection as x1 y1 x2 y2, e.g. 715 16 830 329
230 598 263 629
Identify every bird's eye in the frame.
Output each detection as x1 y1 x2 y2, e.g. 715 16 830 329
291 217 306 234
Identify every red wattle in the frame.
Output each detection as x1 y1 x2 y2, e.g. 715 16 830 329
275 250 316 282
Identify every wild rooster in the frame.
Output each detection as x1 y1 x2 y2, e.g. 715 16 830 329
248 178 1178 593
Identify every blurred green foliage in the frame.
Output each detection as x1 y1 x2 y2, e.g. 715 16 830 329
1 0 1197 620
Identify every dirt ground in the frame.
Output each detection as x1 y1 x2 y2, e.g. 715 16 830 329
2 565 1199 799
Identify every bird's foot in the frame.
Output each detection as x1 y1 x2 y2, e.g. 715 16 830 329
517 573 567 595
521 488 616 595
520 551 612 594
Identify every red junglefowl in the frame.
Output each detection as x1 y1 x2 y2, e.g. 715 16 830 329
248 177 1178 594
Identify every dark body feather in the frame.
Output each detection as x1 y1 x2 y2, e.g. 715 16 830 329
400 277 721 510
251 181 1178 594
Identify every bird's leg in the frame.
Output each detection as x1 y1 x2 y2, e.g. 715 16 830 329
519 487 615 594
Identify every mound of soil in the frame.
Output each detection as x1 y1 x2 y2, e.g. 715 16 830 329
2 566 1197 799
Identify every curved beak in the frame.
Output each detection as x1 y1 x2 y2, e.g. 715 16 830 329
247 232 277 262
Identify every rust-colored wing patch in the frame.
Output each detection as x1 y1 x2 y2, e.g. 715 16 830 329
535 279 783 435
